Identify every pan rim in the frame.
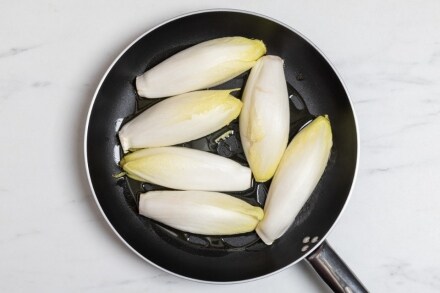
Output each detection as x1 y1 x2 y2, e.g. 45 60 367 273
83 8 360 284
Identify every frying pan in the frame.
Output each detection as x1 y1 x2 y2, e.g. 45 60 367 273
84 9 367 292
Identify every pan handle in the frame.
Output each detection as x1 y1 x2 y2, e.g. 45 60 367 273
306 240 368 293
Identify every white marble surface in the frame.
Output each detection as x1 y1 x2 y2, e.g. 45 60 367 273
1 0 440 292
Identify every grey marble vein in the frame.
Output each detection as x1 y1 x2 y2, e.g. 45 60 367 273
426 109 440 117
355 98 382 104
422 98 440 104
366 162 417 175
363 121 431 142
0 46 39 58
81 276 154 290
0 230 41 244
429 50 440 63
32 81 51 88
387 76 434 86
382 260 440 291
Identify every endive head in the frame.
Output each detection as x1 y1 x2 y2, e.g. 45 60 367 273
136 36 266 98
255 115 333 245
239 55 289 182
139 190 264 235
118 89 243 152
119 147 252 192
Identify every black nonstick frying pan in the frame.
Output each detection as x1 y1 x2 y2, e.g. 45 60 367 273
85 9 367 292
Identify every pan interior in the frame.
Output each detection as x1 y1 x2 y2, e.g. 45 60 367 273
86 11 357 282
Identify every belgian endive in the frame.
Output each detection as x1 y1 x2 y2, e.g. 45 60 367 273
136 37 266 98
120 147 252 192
256 116 333 245
118 90 242 152
139 191 264 235
239 55 290 182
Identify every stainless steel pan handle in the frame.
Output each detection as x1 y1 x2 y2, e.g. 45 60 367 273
306 241 368 293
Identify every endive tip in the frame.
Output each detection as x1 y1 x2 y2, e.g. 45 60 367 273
321 114 330 122
119 157 125 167
302 115 330 129
314 115 332 133
253 39 267 56
255 207 264 221
122 162 151 182
254 174 274 183
226 36 266 58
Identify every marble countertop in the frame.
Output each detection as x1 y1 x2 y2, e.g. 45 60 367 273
1 1 440 292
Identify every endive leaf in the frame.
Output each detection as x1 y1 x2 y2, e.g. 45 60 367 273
121 147 252 192
256 116 333 245
118 90 242 152
139 190 264 235
239 55 290 182
136 36 266 98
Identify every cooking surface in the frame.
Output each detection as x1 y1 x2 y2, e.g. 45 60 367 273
1 1 440 292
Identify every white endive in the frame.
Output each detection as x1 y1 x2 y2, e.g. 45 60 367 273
136 36 266 98
139 190 264 235
256 116 333 245
118 90 242 152
120 146 252 191
239 55 290 182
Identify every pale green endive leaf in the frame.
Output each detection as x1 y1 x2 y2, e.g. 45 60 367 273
239 55 290 182
136 36 266 98
256 116 333 245
121 146 252 192
139 190 264 235
118 90 242 152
